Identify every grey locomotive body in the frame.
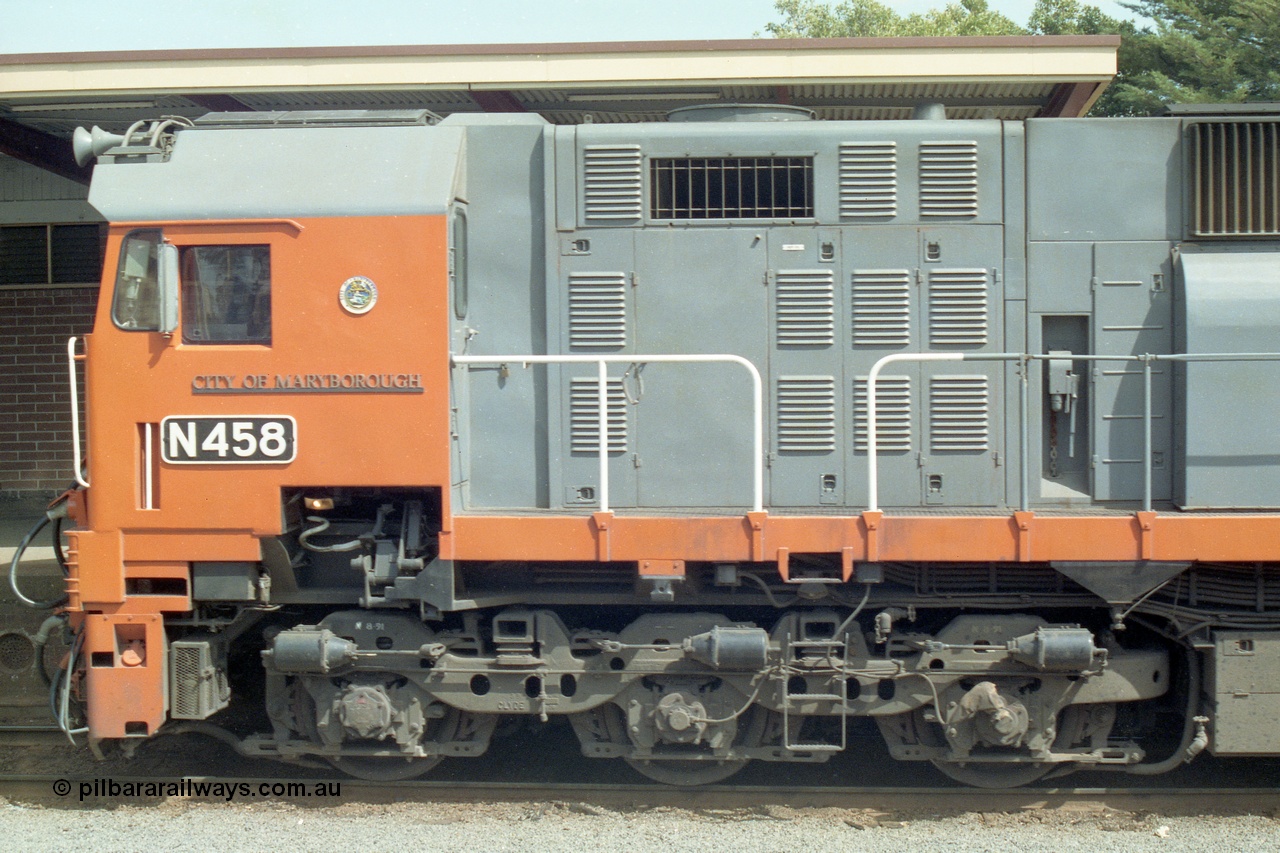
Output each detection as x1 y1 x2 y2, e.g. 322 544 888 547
63 105 1280 786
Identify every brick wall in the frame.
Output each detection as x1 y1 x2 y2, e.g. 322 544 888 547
0 287 98 497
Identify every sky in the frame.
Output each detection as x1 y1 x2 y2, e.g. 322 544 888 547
0 0 1142 54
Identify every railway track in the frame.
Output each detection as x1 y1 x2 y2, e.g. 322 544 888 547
4 723 1280 812
2 773 1280 815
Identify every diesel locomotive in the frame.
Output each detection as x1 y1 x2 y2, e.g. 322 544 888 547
20 101 1280 787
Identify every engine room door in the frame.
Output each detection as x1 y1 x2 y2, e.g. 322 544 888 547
1090 241 1174 502
767 227 847 507
842 227 923 508
840 225 1006 509
631 229 768 509
916 225 1005 508
551 230 639 510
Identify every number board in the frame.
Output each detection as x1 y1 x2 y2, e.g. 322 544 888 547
161 416 297 464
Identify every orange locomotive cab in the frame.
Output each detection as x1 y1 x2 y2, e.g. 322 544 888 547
68 112 458 742
75 216 454 738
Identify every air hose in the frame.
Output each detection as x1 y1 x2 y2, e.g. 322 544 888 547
9 500 70 610
1127 643 1208 774
31 613 66 687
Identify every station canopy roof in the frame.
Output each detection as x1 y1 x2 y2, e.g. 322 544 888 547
0 35 1119 183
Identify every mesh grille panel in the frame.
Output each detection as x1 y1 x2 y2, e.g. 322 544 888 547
777 376 837 452
854 375 912 452
930 375 990 452
568 272 627 349
928 269 989 347
852 269 911 347
570 377 628 454
775 270 835 346
583 145 643 224
839 142 897 219
919 141 979 218
171 644 204 718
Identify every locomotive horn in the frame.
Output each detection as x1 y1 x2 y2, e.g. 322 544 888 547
72 125 127 166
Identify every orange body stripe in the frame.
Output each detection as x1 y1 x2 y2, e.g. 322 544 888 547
447 511 1280 564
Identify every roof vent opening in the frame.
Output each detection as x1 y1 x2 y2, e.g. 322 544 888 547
666 104 815 123
912 102 948 121
1190 120 1279 238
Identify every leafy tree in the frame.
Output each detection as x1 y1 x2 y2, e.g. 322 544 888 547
762 0 1131 39
763 0 1280 115
763 0 891 37
763 0 1023 39
1029 0 1126 35
1107 0 1280 113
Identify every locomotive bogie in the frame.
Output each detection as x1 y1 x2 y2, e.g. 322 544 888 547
233 599 1170 784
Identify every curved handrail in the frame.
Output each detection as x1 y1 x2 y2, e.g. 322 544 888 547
66 337 89 488
865 350 1280 514
452 353 763 513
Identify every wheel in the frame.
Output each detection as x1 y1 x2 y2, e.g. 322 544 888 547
623 755 750 786
931 753 1057 788
881 705 1102 789
934 705 1058 788
326 707 490 781
291 681 472 782
328 753 443 781
578 701 776 787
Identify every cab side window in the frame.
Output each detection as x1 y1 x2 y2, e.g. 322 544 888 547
111 230 162 331
180 245 271 345
451 207 468 319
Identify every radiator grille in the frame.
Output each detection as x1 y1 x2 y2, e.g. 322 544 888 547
570 377 628 453
854 375 912 452
775 270 835 346
169 639 229 720
851 269 911 347
568 272 627 349
171 644 203 718
919 141 979 218
777 376 837 452
839 142 897 219
929 375 990 452
928 268 989 347
651 157 814 219
583 145 643 224
1191 121 1280 237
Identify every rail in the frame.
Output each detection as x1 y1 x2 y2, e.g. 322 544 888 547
66 337 89 488
866 351 1280 514
451 353 764 513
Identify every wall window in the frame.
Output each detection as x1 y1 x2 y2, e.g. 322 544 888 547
0 223 106 286
180 245 271 345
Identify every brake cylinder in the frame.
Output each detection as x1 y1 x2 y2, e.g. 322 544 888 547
264 628 359 674
682 626 770 670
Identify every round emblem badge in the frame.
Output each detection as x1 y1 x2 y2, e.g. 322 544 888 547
339 276 378 315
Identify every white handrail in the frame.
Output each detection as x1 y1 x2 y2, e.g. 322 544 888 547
867 350 1280 514
66 337 89 488
451 353 764 513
